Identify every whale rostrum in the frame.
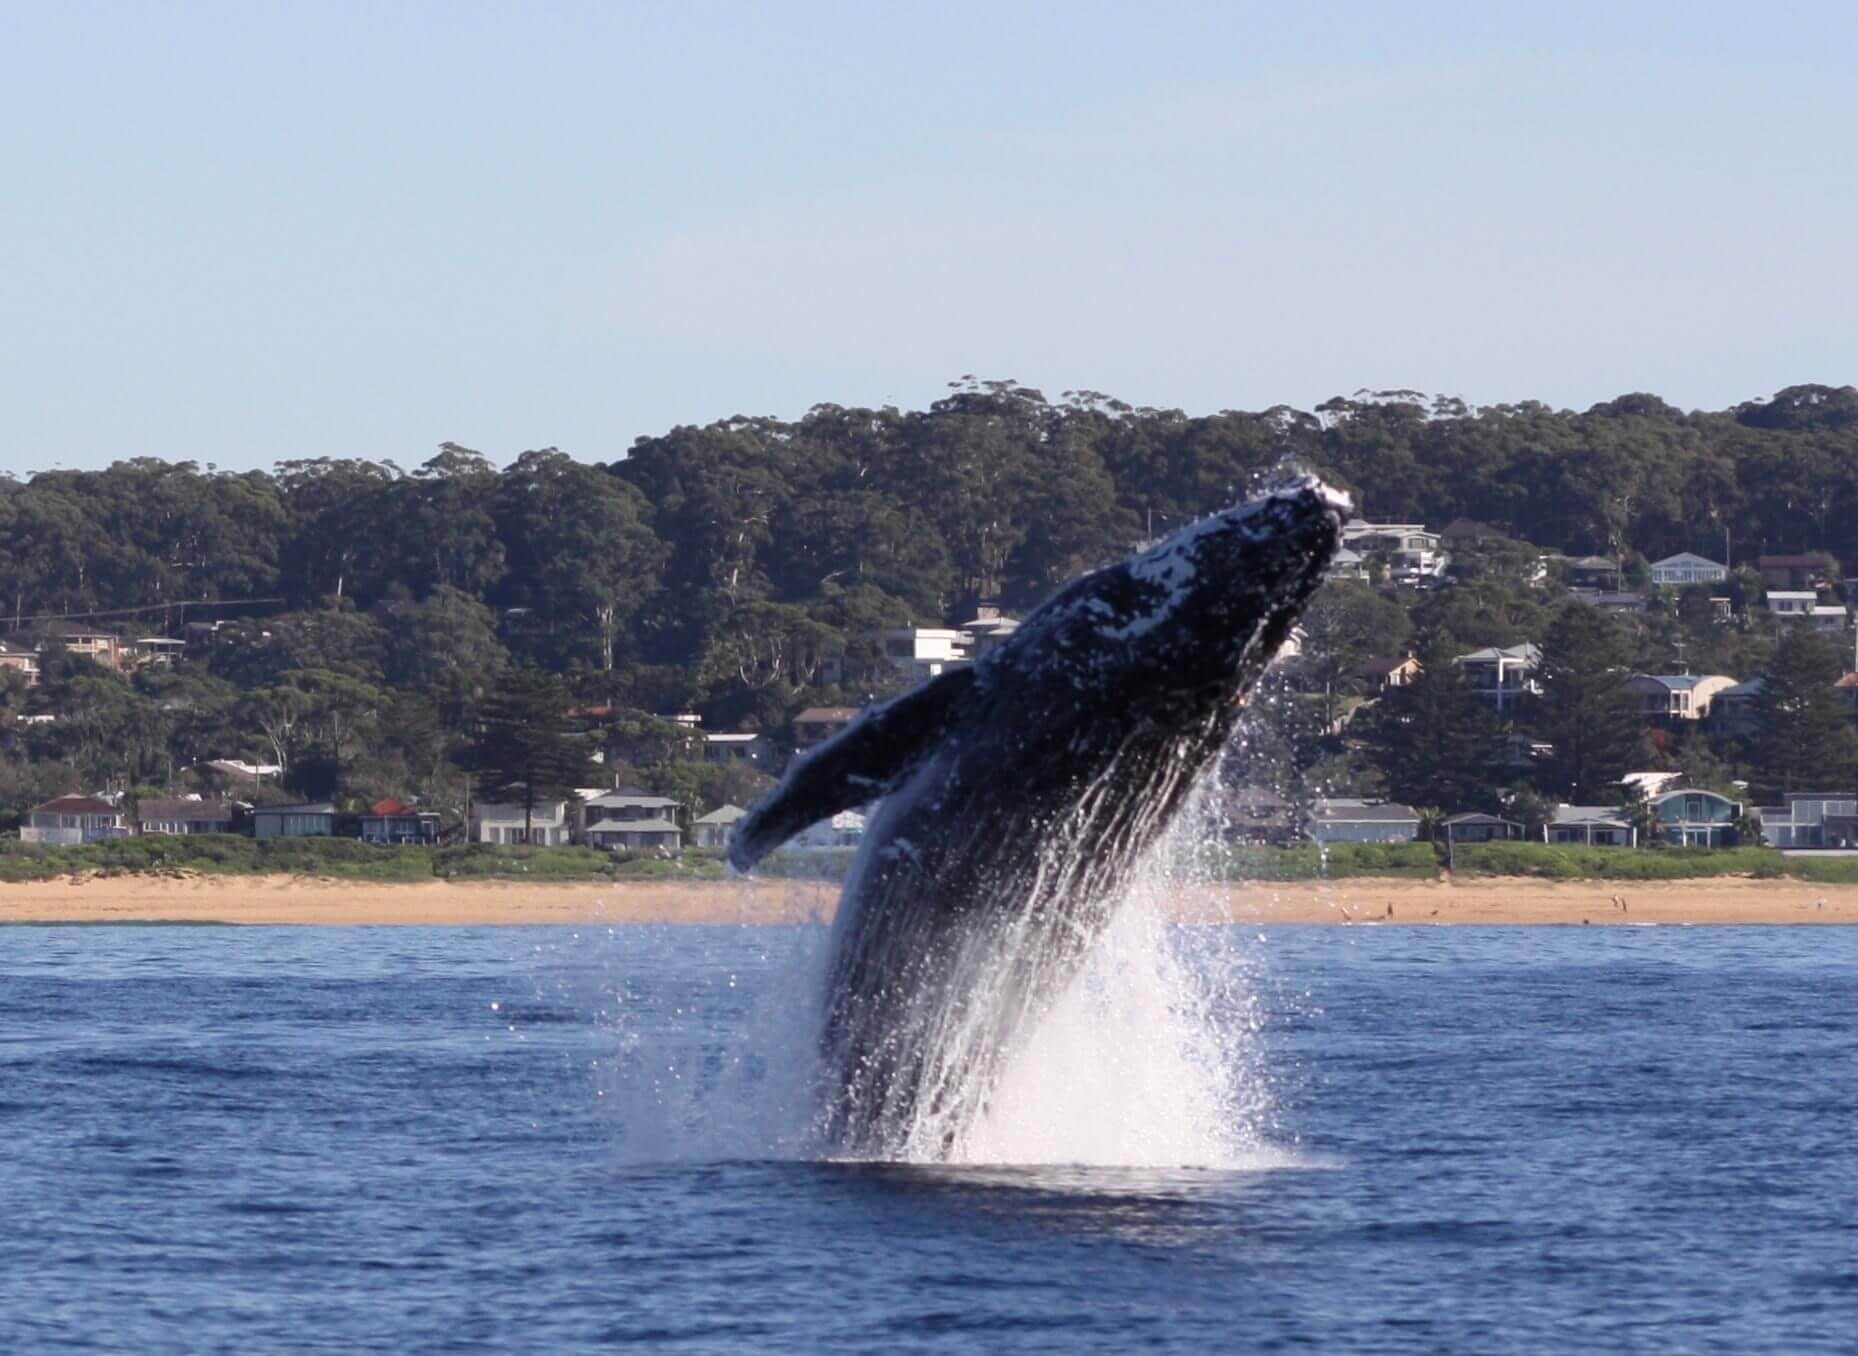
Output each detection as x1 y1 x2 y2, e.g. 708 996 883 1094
730 475 1347 1158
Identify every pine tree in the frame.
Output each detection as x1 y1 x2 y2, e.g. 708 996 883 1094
1749 629 1858 800
1533 603 1645 802
1355 639 1501 812
455 667 596 842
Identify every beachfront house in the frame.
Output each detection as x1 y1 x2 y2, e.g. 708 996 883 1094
135 799 236 836
1546 807 1636 847
583 816 683 852
468 800 571 846
788 808 867 850
1442 812 1524 844
1649 788 1741 847
359 799 440 844
21 795 129 845
690 804 748 850
1308 799 1420 844
581 789 686 834
252 803 337 840
1756 793 1858 849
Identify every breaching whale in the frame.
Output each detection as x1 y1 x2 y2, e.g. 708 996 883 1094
730 476 1347 1157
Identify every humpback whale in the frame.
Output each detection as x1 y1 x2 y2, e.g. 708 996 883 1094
730 476 1347 1157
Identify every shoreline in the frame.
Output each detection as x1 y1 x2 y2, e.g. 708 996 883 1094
5 873 1858 926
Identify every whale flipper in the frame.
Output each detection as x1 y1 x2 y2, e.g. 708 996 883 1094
728 666 979 872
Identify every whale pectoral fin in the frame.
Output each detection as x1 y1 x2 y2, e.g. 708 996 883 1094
728 667 978 871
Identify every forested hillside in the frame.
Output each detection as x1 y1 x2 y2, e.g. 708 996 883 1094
4 379 1857 823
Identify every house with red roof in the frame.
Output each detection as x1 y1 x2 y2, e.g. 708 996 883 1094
21 795 128 845
359 798 441 845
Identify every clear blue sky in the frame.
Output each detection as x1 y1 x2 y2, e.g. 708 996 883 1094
3 1 1855 474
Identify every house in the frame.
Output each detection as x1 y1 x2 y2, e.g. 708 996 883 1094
1623 673 1737 721
1442 812 1524 844
959 609 1021 658
702 732 772 765
1353 654 1422 694
20 795 128 845
49 628 125 669
360 798 440 844
584 817 683 852
1440 518 1504 547
881 627 971 682
1342 520 1447 583
1649 788 1740 847
1650 553 1728 587
130 636 187 668
789 808 867 849
1759 554 1831 592
1810 604 1850 634
199 758 283 781
1221 787 1300 845
468 800 571 846
252 802 337 840
690 804 748 850
1564 555 1621 590
793 706 859 750
1765 591 1817 619
581 789 686 834
1546 807 1636 847
1328 547 1369 581
1308 799 1419 844
1454 644 1542 712
1756 792 1858 849
1711 679 1764 737
135 798 236 836
0 637 40 687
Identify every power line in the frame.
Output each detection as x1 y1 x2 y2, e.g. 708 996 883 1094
6 597 286 626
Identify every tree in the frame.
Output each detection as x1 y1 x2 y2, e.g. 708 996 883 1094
1532 604 1646 801
1748 629 1858 800
1291 581 1411 729
455 667 597 841
1354 641 1502 812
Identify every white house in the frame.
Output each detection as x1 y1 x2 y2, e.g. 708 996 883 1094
1341 520 1447 583
1650 553 1728 587
1766 591 1817 618
1810 604 1850 634
469 800 571 846
21 795 128 845
1455 644 1542 712
583 817 683 852
581 789 686 835
690 804 748 850
701 732 772 765
881 628 971 683
1756 792 1858 848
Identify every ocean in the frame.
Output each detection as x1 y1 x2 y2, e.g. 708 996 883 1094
3 920 1856 1352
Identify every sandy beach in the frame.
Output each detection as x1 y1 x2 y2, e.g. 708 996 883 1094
5 872 1858 926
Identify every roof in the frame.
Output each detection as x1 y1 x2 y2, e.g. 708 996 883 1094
1551 805 1631 826
584 791 679 808
1651 553 1725 569
1767 590 1817 600
1354 654 1419 676
794 706 859 722
702 732 763 743
694 804 749 824
369 798 413 816
256 802 337 815
1456 643 1541 664
0 636 37 657
31 795 117 815
1759 554 1824 568
1444 812 1519 827
1629 673 1735 692
137 799 233 822
1314 800 1419 823
1812 605 1849 617
1568 555 1618 570
586 818 682 833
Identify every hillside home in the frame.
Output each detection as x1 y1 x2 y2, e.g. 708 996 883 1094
1759 554 1831 592
252 803 337 840
793 706 859 750
1623 673 1737 721
136 799 236 835
690 804 748 850
1342 521 1446 583
959 610 1021 658
701 732 772 765
21 795 128 845
0 637 40 687
1353 654 1421 694
1328 546 1369 581
1564 556 1621 590
360 799 440 844
881 627 971 683
468 800 571 846
50 629 124 669
1810 604 1850 634
1454 644 1542 713
1650 788 1740 847
1650 553 1728 587
1766 591 1817 619
131 637 187 668
1546 807 1635 846
1570 590 1649 614
1710 679 1764 738
1757 793 1858 849
1308 799 1419 844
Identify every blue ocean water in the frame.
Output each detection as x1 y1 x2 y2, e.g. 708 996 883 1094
2 922 1856 1353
